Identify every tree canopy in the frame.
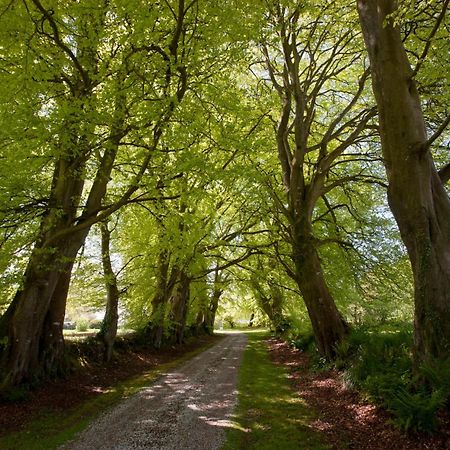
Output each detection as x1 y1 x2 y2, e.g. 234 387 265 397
0 0 448 389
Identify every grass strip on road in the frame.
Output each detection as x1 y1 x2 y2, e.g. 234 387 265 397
222 331 329 450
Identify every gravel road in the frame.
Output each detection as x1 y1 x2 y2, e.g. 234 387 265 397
63 333 248 450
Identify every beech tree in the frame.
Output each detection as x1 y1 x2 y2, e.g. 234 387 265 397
0 0 196 386
256 0 379 357
97 220 121 362
0 0 446 392
357 0 450 365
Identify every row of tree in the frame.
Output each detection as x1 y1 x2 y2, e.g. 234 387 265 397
0 0 448 388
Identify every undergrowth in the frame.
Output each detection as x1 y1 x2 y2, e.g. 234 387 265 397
287 323 450 433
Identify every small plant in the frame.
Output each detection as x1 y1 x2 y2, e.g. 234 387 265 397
290 333 315 352
419 357 450 402
386 388 445 432
333 339 352 370
76 320 89 332
223 315 235 329
88 320 103 330
340 324 449 433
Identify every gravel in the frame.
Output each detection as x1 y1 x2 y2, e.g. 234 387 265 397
62 333 248 450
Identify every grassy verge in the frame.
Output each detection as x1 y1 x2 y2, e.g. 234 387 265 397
222 331 329 450
0 337 220 450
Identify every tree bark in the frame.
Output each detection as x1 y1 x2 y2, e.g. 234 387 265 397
168 270 191 345
149 253 178 349
251 274 285 333
262 4 379 358
0 0 191 387
201 268 224 334
357 0 450 364
203 286 222 334
293 234 349 358
0 225 90 385
97 221 120 363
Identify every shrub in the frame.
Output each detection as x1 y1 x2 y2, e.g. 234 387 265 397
88 320 103 330
289 331 316 353
419 357 450 403
284 322 448 433
76 320 89 332
342 324 449 433
223 315 235 329
386 388 445 432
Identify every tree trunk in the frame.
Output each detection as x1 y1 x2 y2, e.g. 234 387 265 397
0 226 89 386
269 283 285 333
257 282 285 333
40 261 75 377
149 252 176 349
169 271 191 345
357 0 450 365
201 268 223 334
293 231 349 359
203 288 221 334
97 221 120 363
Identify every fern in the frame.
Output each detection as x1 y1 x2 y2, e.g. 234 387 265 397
386 387 445 432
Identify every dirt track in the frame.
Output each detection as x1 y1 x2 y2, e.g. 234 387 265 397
63 333 247 450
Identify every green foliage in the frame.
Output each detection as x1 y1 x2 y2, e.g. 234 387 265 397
286 322 448 432
386 388 445 433
420 358 450 400
76 320 89 333
340 324 447 433
223 315 235 329
289 332 316 354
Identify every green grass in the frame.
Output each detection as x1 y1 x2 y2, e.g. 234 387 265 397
222 331 329 450
0 338 219 450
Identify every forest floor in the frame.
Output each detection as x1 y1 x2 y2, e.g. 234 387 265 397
266 337 450 450
1 332 449 449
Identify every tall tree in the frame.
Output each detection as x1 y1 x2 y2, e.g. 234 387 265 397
357 0 450 365
259 1 377 357
0 0 194 386
97 220 120 363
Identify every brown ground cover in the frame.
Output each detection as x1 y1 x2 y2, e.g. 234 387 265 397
0 334 221 437
266 337 450 450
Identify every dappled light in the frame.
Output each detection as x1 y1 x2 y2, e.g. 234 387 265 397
267 337 450 449
63 334 247 449
0 0 448 448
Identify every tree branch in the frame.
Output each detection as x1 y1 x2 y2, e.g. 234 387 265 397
426 112 450 149
438 162 450 185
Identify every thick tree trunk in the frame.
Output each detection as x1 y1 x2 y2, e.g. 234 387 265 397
357 0 450 365
40 263 74 377
169 271 191 345
269 284 285 333
97 221 120 363
293 232 349 358
258 283 285 333
0 226 89 385
203 287 222 334
149 254 178 349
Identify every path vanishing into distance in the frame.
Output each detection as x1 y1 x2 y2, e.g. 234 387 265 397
63 333 248 450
